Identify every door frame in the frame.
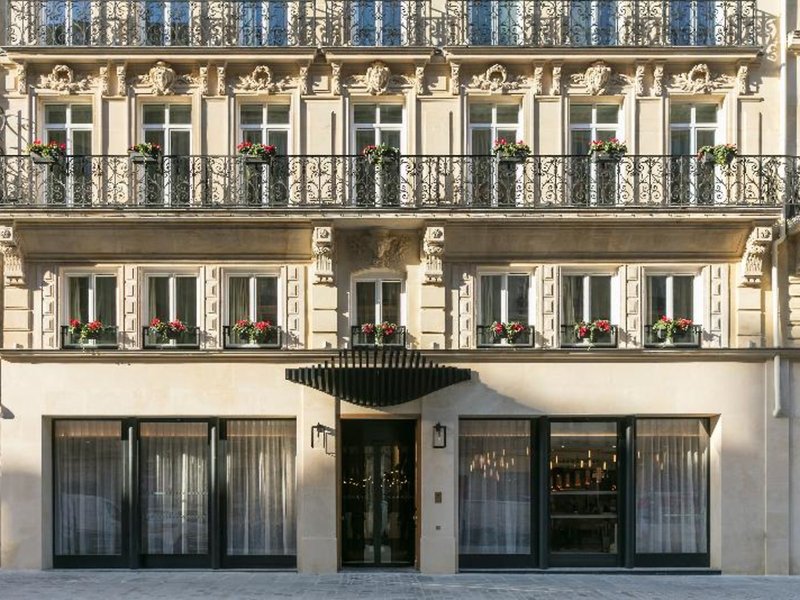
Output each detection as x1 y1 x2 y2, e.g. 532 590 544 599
338 415 420 570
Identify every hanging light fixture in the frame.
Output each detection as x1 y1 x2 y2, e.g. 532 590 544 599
433 422 447 448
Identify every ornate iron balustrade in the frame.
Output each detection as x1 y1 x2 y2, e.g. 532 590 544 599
141 325 201 348
322 0 433 46
0 154 795 210
560 323 619 348
350 325 408 348
445 0 762 47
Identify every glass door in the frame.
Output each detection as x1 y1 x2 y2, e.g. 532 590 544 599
139 421 211 567
548 420 622 566
341 420 416 566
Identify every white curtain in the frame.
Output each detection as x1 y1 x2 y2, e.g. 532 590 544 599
139 422 209 555
635 419 709 554
54 420 123 556
458 420 531 555
228 276 250 323
226 420 297 555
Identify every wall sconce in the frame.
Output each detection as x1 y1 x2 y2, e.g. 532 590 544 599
311 422 335 455
433 422 447 449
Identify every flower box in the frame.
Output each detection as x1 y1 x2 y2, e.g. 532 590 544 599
697 144 737 167
591 151 622 163
362 143 400 166
61 324 119 349
561 322 618 348
645 318 701 348
477 324 534 347
28 140 66 164
351 324 407 348
224 321 281 349
129 151 159 164
31 153 59 165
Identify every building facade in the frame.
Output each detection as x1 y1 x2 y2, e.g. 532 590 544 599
0 0 799 575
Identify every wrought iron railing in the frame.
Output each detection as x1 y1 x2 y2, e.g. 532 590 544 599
3 0 764 48
223 325 283 349
560 323 619 348
60 325 119 349
142 325 201 349
643 324 702 348
350 325 407 348
445 0 762 47
0 154 795 210
476 324 534 347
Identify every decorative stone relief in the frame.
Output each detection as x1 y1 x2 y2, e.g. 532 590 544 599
550 65 562 95
130 61 195 95
313 226 335 285
708 264 727 348
298 65 309 95
345 61 412 95
198 66 209 96
541 266 557 347
99 66 110 96
216 66 226 96
739 226 774 287
532 65 544 95
634 64 645 96
16 63 26 94
37 64 94 94
286 265 304 348
570 61 619 95
450 62 460 95
652 63 664 97
737 64 749 95
331 62 342 95
414 64 426 95
0 226 25 286
236 65 293 93
671 63 733 94
40 265 56 349
467 64 525 94
349 231 412 270
204 266 219 348
422 226 444 285
456 265 475 349
115 64 127 97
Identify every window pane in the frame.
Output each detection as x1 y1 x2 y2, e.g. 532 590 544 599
355 129 376 152
469 104 492 124
148 277 170 321
669 104 691 124
144 130 165 147
72 130 92 155
480 275 503 325
95 276 117 327
648 276 668 324
243 130 262 145
255 277 279 323
381 281 401 324
471 129 493 154
695 104 717 124
45 104 68 125
267 130 288 151
569 104 591 125
240 105 263 126
636 419 709 555
228 276 250 323
226 420 297 556
143 104 165 125
670 129 691 155
380 105 402 124
381 130 401 149
496 105 519 124
673 276 695 319
590 276 612 321
170 105 192 124
267 104 290 125
354 104 376 124
562 275 584 324
54 420 123 556
596 105 618 124
68 276 90 323
72 105 92 124
570 130 592 154
696 130 716 148
47 130 67 146
356 281 376 324
507 275 529 324
175 277 197 326
459 420 531 555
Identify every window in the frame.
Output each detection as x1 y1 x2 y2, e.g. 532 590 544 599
570 104 620 152
239 0 291 46
145 274 199 347
353 278 404 346
645 274 701 347
143 0 190 45
353 104 403 207
225 274 281 347
239 104 290 206
569 104 621 205
670 0 718 46
469 104 521 207
63 274 118 347
43 103 93 205
669 103 718 205
43 0 92 45
478 273 533 346
467 0 523 45
561 274 617 346
568 0 619 46
469 104 520 153
141 104 192 205
349 0 403 46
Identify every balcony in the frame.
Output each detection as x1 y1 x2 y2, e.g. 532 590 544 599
643 324 702 348
0 154 794 212
476 324 534 347
223 325 283 349
2 0 763 48
351 325 407 348
560 324 619 348
60 325 119 349
141 325 201 349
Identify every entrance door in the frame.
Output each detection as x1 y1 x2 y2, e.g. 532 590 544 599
341 420 416 567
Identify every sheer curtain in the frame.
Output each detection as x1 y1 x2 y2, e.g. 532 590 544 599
95 276 117 326
139 422 209 555
226 420 297 555
54 420 123 556
480 275 501 325
459 420 531 555
68 277 89 322
229 277 250 323
635 419 709 554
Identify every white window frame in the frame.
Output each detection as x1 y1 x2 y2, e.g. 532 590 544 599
42 102 94 206
350 276 406 326
60 269 120 348
476 269 535 346
223 271 283 326
142 272 201 323
644 270 704 323
467 103 523 207
140 103 193 206
560 269 621 324
569 102 623 206
238 103 292 206
350 102 405 207
668 101 723 206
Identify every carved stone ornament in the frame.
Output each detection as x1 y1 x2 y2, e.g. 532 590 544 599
450 62 461 95
532 65 544 95
422 226 445 285
115 64 127 97
331 62 342 95
570 61 630 95
350 231 411 271
199 66 209 96
216 66 226 96
99 66 110 96
313 226 335 285
0 226 25 287
468 64 525 94
737 64 749 95
298 65 309 95
672 63 733 94
16 63 27 95
37 64 93 94
739 226 774 287
237 65 293 93
346 61 412 95
634 64 646 96
414 64 426 95
131 61 195 95
652 63 664 97
551 65 562 95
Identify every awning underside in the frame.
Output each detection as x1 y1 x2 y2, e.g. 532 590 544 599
285 348 472 407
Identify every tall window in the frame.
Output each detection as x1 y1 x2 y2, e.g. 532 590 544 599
355 279 402 325
562 274 613 324
478 273 532 346
227 275 279 324
240 104 290 205
142 104 192 205
146 275 197 326
67 274 117 326
43 0 92 45
669 103 717 205
469 104 521 207
239 0 291 46
44 103 92 205
670 0 718 46
353 104 403 207
467 0 523 45
568 0 618 46
143 0 190 45
569 104 621 205
349 0 402 46
647 275 696 323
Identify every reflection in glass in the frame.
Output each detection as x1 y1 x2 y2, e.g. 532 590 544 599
550 421 619 554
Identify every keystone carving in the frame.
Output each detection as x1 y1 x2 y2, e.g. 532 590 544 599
672 63 733 94
422 226 445 285
570 61 631 95
739 226 774 287
313 226 335 285
346 61 412 95
37 65 93 94
0 226 25 287
131 61 195 95
350 231 411 271
467 64 524 94
237 65 292 93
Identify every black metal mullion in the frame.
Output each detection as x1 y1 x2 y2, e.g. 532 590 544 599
128 419 140 568
538 417 549 569
373 442 382 565
210 418 221 569
623 417 636 568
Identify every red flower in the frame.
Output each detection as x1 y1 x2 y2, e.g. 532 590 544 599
254 320 272 331
595 319 611 333
578 326 589 339
168 320 187 333
87 320 103 332
361 323 376 335
150 317 162 328
69 318 81 329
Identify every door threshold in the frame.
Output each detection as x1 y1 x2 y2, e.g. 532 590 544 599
460 568 721 575
340 567 417 573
